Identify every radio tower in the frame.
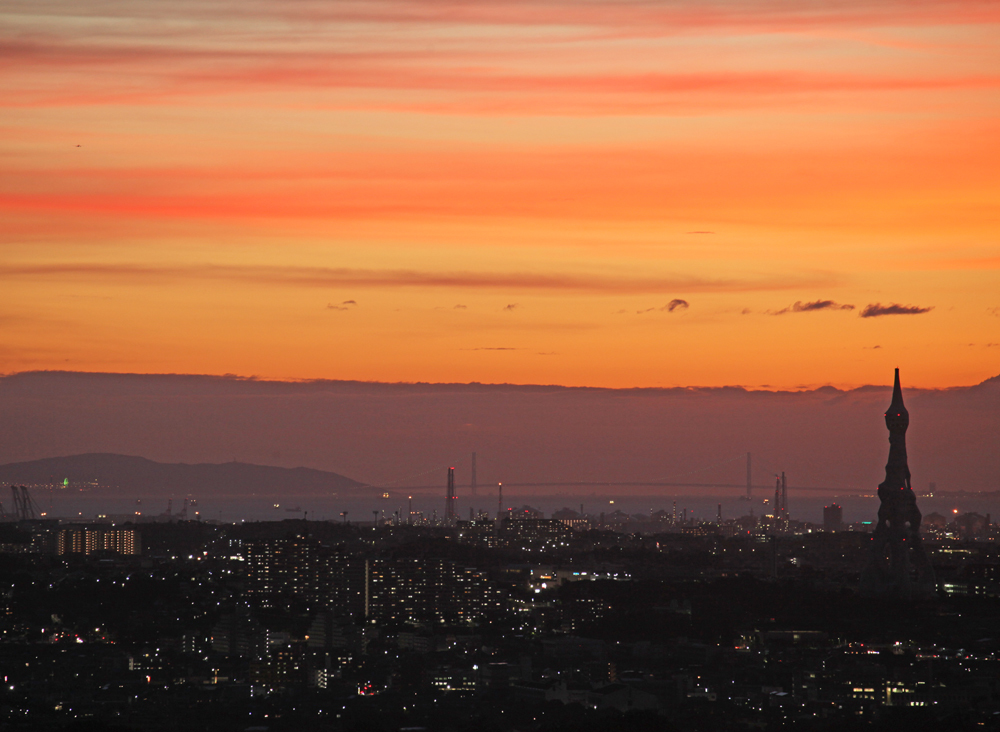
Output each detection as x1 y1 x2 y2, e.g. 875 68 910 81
445 467 456 524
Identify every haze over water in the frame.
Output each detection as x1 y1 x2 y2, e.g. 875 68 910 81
41 487 994 528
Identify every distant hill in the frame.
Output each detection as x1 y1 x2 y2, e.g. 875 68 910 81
0 453 365 497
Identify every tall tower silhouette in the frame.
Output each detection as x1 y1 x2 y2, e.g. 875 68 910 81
773 476 780 525
445 467 456 524
860 369 935 598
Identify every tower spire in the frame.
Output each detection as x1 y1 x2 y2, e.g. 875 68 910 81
887 367 907 421
861 369 934 598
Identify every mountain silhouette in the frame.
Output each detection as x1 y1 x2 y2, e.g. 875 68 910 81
0 453 364 497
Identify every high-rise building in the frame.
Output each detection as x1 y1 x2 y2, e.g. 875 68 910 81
860 369 936 598
245 536 503 622
496 512 573 552
823 504 843 532
368 557 501 624
245 535 366 615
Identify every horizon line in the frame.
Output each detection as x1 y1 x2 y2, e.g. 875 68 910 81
3 368 997 394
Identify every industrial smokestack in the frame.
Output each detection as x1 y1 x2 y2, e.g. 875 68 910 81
774 476 780 523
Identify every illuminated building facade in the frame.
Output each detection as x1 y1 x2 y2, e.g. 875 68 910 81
245 536 503 623
245 535 367 615
496 514 574 552
368 557 501 624
55 527 141 555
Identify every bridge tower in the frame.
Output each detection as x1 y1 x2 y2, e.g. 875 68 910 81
445 467 456 523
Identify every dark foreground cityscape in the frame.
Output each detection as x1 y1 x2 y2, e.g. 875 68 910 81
2 373 1000 732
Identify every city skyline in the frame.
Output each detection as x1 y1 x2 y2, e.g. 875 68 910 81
5 3 1000 728
1 381 1000 731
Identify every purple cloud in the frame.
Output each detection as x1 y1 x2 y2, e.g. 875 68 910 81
860 303 933 318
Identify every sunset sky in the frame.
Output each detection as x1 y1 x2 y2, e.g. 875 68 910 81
3 0 999 389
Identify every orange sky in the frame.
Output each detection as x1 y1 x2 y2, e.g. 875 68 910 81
2 0 999 389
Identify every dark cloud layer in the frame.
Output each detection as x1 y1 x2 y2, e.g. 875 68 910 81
1 371 998 496
0 262 836 295
860 303 933 318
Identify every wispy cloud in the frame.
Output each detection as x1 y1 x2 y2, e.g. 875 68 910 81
342 299 357 305
0 262 836 294
771 299 855 315
7 0 1000 115
13 59 1000 113
461 347 518 351
453 304 467 309
8 0 997 39
860 302 934 318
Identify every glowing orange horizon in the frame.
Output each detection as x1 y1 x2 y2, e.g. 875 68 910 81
2 0 998 389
